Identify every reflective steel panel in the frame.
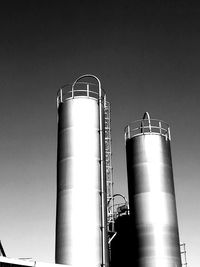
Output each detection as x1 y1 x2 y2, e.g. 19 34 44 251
125 116 182 267
56 97 102 266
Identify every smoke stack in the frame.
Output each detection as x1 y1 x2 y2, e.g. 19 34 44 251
125 112 182 267
55 75 109 267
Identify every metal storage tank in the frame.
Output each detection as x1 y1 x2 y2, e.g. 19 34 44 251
125 112 182 267
55 75 108 267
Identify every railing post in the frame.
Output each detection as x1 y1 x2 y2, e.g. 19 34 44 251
86 83 89 97
159 121 162 134
60 89 63 103
142 120 144 134
168 127 171 141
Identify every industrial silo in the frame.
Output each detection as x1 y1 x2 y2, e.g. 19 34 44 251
55 75 109 267
125 112 182 267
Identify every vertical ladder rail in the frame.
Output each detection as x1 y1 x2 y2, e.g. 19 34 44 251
104 101 114 232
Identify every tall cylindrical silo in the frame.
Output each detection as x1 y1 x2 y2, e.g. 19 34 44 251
55 75 109 267
125 112 182 267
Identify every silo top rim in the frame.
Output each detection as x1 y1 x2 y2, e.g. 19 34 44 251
59 82 105 93
57 74 106 106
124 116 171 141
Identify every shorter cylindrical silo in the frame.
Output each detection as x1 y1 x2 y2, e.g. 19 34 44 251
55 75 109 267
125 112 181 267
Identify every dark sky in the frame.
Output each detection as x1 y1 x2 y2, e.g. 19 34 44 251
0 1 200 266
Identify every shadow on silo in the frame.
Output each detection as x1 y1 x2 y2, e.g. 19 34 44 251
110 214 139 267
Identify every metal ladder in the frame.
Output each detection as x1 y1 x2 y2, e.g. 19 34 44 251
104 101 114 231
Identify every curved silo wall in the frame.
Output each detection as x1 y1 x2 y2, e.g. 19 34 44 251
125 117 182 267
55 79 108 267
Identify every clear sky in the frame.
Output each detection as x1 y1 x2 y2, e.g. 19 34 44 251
0 1 199 266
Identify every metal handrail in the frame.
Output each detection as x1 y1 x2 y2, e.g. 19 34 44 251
107 194 129 220
125 118 171 141
126 118 169 128
63 89 99 95
57 80 105 107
